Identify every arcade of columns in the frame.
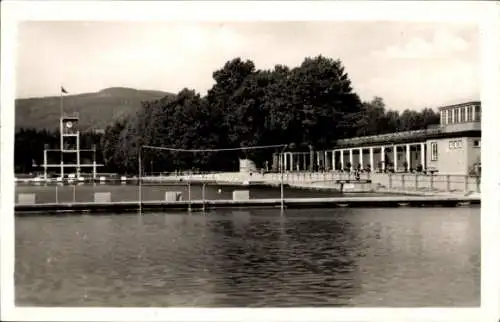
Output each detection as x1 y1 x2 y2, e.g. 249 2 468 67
281 142 427 173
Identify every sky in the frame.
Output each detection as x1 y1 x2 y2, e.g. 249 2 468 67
16 21 479 111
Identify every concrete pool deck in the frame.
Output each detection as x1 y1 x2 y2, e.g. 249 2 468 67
15 171 481 200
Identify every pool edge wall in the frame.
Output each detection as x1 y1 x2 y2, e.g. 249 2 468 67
14 196 481 216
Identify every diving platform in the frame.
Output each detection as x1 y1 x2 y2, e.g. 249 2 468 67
42 112 103 180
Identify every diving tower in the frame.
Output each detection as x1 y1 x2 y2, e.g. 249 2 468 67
42 112 104 181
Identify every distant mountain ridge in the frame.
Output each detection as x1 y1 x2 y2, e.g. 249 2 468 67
15 87 173 131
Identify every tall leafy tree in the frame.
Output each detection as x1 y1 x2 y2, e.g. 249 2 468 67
207 58 256 150
355 97 387 136
285 56 362 170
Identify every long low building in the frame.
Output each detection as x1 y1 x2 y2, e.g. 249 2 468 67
280 101 481 175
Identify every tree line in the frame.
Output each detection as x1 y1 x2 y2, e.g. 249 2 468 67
15 56 439 174
14 128 103 174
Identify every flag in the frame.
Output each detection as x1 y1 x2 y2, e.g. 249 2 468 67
61 86 68 94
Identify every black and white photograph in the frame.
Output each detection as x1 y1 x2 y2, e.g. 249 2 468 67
1 1 499 322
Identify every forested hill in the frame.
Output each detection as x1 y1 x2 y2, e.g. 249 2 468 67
15 87 173 131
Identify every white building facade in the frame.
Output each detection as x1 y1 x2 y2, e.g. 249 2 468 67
280 101 481 175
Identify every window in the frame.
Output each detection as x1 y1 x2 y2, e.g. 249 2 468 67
449 139 463 150
431 142 438 161
467 105 474 121
473 140 481 148
475 105 481 121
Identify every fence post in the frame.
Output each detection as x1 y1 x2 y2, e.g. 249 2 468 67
388 173 392 189
202 183 205 213
476 175 481 193
430 174 434 191
401 174 405 189
464 175 468 193
446 175 451 192
415 174 419 190
188 182 192 212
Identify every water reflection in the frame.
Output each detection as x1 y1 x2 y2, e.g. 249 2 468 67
15 207 480 307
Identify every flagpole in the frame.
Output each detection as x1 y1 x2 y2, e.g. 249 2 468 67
60 87 64 118
59 86 65 182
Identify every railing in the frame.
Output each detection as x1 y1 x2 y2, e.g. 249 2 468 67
62 127 79 135
370 173 481 194
145 171 481 196
62 112 80 119
15 181 197 206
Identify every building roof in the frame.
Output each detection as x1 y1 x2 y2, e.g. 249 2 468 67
437 101 480 111
334 126 481 148
332 100 482 149
335 128 442 148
